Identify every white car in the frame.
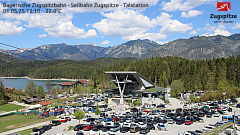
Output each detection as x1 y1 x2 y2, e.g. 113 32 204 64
126 118 132 123
205 125 216 130
138 122 146 128
122 123 130 128
214 112 220 117
168 119 174 124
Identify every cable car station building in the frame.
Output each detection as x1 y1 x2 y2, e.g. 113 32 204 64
105 71 165 105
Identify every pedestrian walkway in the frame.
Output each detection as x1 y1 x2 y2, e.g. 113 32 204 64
141 97 165 105
0 121 50 135
166 98 185 109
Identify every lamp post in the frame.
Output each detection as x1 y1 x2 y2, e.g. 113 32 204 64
222 92 226 130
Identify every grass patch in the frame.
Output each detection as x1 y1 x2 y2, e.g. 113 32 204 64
63 125 74 131
0 114 56 133
0 104 25 112
47 97 75 106
15 128 34 135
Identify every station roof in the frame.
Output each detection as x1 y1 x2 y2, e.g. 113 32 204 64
105 71 155 89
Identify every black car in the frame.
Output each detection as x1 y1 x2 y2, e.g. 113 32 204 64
206 113 212 118
92 124 104 131
74 124 86 131
76 131 84 135
50 120 61 126
140 127 150 134
147 123 155 130
32 127 45 134
193 116 203 121
228 107 232 112
218 110 225 114
120 127 130 133
87 118 95 122
102 126 111 132
187 131 198 135
119 117 126 123
195 130 204 134
176 118 185 125
42 125 51 131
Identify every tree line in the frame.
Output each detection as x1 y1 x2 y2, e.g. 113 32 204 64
93 56 240 101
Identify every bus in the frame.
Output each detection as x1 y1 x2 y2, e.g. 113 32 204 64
222 115 233 122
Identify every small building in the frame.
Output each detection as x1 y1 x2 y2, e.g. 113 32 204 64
61 79 91 90
37 101 52 106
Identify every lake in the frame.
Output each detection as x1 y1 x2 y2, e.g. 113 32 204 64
1 77 75 92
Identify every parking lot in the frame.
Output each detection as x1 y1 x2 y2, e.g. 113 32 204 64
40 101 240 135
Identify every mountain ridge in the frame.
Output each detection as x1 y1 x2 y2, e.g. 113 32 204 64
4 34 240 60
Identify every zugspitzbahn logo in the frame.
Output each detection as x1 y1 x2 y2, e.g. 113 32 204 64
217 2 230 11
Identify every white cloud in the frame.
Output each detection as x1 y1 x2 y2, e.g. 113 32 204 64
2 12 97 39
181 10 202 18
232 23 240 29
189 30 197 35
162 0 216 11
38 34 47 38
45 21 97 39
123 32 166 41
94 9 192 42
101 40 109 45
157 41 169 45
202 23 216 31
2 13 73 28
202 24 231 36
93 9 155 37
0 21 25 36
160 20 192 34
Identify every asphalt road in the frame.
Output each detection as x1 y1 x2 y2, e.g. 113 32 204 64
41 107 240 135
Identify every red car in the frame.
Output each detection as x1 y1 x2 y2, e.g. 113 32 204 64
60 116 71 122
143 110 150 113
184 120 193 125
217 107 221 111
112 117 120 122
83 124 94 131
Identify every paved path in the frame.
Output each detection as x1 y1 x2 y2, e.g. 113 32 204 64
166 98 186 109
0 121 50 135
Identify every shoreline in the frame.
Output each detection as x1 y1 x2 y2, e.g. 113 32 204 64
0 76 77 81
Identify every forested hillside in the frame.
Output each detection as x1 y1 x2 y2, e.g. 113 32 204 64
0 53 137 79
95 55 240 93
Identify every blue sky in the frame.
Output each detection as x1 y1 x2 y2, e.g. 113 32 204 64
0 0 240 49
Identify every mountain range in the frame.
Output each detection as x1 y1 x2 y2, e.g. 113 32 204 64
3 34 240 60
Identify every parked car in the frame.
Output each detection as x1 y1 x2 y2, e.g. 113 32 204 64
32 127 45 135
50 120 61 126
130 126 141 133
228 107 232 112
214 112 220 117
185 120 193 125
87 118 95 122
120 127 130 133
42 125 51 131
147 123 155 130
126 118 132 123
92 124 104 131
157 123 166 130
104 117 112 122
60 116 71 122
76 131 84 135
110 125 120 132
139 127 150 134
206 113 212 118
83 124 94 131
112 117 120 122
74 124 86 131
101 126 111 132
